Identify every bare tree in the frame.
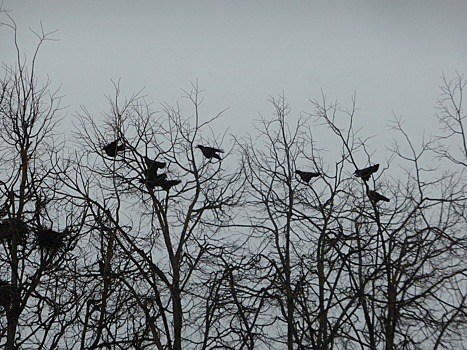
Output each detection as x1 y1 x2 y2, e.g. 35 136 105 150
58 82 244 349
311 90 467 349
238 94 355 350
237 90 467 350
432 72 467 167
0 8 84 350
2 8 466 348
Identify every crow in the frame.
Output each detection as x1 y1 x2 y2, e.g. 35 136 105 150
144 156 166 170
295 170 321 183
103 140 125 157
368 190 390 203
144 156 166 180
197 145 224 160
140 173 167 190
354 164 380 181
159 179 182 191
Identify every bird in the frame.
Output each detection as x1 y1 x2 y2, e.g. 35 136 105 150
368 190 390 203
295 170 321 183
197 145 224 160
159 179 182 191
144 156 166 170
140 173 167 190
144 156 166 180
354 164 380 181
103 140 125 157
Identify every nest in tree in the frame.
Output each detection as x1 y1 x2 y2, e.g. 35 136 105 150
0 280 14 310
36 228 65 250
0 219 28 243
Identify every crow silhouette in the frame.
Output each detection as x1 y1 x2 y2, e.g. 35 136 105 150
103 140 125 157
140 173 167 190
159 179 182 191
197 145 224 160
368 190 390 203
144 156 166 180
295 170 321 183
354 164 379 181
144 156 166 170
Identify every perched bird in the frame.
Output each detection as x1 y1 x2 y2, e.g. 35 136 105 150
295 170 321 183
144 156 166 170
354 164 380 181
144 156 166 180
140 173 167 190
197 145 224 160
103 140 125 157
368 190 390 203
159 179 182 191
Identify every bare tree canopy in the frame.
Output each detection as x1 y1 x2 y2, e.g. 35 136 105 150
1 8 466 350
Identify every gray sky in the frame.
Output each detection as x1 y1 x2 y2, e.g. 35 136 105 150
1 0 467 150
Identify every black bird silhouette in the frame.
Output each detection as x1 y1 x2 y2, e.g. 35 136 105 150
140 173 167 190
197 145 224 160
368 190 390 203
159 179 182 191
144 156 166 180
144 156 166 170
295 170 321 183
354 164 380 181
103 140 125 157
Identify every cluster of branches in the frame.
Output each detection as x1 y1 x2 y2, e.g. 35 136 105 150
235 91 467 350
1 11 466 350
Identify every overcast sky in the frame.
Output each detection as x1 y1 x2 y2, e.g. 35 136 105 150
1 1 467 154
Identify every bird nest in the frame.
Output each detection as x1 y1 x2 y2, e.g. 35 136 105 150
36 228 66 251
0 219 28 243
0 280 15 309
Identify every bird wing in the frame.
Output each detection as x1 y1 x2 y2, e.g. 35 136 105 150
369 191 390 202
206 146 223 153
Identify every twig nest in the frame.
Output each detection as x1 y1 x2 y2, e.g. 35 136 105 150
0 219 28 243
36 228 65 250
0 280 15 310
